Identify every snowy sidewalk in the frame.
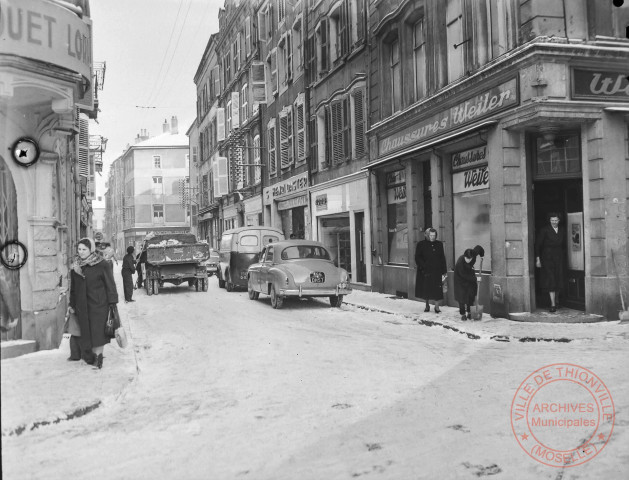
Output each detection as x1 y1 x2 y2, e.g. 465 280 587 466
2 286 627 439
343 290 629 343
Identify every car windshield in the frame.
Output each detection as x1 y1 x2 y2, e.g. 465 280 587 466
281 245 331 261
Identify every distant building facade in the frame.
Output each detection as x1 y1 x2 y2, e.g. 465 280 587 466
105 118 191 254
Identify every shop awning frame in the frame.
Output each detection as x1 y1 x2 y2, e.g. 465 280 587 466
363 120 498 170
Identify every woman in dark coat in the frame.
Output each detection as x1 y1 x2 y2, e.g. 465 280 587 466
415 228 447 313
454 249 479 321
69 238 119 368
535 213 565 312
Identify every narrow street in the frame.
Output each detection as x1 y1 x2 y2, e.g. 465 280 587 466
2 276 628 480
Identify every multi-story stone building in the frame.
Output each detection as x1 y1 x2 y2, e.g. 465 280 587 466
0 0 101 356
366 0 629 318
105 118 191 253
304 0 371 285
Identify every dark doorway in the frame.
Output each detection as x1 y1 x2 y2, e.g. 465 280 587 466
291 207 305 239
533 179 585 310
354 212 367 283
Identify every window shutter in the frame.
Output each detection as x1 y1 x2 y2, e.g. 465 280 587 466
320 18 328 73
271 49 278 93
258 9 266 41
324 107 331 167
78 113 89 184
279 112 289 168
343 97 351 159
267 5 273 38
331 101 343 164
268 123 277 174
241 84 248 123
287 31 293 81
192 145 198 164
296 101 305 160
356 0 365 43
217 108 225 141
309 116 318 172
353 89 365 157
231 92 240 128
215 156 229 196
339 0 349 58
287 107 294 164
245 17 251 57
253 135 261 184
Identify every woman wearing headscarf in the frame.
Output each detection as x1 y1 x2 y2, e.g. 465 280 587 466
415 228 447 313
69 238 119 368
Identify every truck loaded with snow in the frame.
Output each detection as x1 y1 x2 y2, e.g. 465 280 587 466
141 232 210 295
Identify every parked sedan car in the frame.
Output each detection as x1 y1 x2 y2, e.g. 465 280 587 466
247 240 352 308
202 249 220 276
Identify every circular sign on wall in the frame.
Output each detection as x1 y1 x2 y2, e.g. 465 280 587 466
11 138 40 168
0 240 28 270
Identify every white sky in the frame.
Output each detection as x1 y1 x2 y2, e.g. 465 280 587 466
89 0 224 203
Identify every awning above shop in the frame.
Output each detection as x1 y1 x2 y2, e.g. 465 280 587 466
364 120 498 170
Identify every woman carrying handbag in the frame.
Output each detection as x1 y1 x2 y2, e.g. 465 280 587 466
69 238 119 369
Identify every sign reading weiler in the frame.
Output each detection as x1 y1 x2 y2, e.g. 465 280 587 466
378 78 518 157
571 68 629 100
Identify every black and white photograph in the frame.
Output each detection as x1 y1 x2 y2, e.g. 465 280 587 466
1 0 629 478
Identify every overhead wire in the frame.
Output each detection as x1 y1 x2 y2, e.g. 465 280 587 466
144 0 194 109
139 0 185 124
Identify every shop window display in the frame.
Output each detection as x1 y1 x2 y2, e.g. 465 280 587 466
386 169 408 264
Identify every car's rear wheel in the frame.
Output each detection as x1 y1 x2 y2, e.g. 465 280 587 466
153 279 160 295
248 277 259 300
329 295 344 307
202 278 208 292
225 271 234 292
270 284 283 309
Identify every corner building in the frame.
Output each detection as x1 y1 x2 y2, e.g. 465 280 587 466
367 0 629 319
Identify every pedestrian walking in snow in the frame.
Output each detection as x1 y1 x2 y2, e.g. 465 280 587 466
415 228 447 313
535 212 565 313
122 246 136 302
454 249 480 321
69 238 119 368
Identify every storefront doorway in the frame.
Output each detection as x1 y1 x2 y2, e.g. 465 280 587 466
320 215 351 276
354 212 367 283
533 178 585 311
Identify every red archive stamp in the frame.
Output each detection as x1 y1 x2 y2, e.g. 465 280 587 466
510 363 615 467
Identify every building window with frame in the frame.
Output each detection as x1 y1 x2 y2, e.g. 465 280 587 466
446 0 464 82
533 132 581 178
241 83 248 123
292 16 303 77
390 38 401 113
316 19 329 76
152 176 163 195
386 169 408 264
153 155 161 168
413 17 426 101
279 107 294 169
152 204 164 223
309 116 318 172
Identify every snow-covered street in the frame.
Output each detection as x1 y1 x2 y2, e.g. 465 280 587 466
2 271 629 479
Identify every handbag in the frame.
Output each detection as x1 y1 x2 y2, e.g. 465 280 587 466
115 325 128 349
105 304 121 338
64 308 81 336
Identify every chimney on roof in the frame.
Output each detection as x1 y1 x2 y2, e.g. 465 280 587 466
171 116 178 135
135 129 150 143
163 119 170 133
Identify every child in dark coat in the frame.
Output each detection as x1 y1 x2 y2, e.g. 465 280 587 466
454 248 479 321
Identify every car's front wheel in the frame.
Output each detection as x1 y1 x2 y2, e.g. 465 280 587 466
270 284 284 309
329 295 344 307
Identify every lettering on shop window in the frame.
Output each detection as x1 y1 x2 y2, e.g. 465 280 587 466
452 166 489 194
